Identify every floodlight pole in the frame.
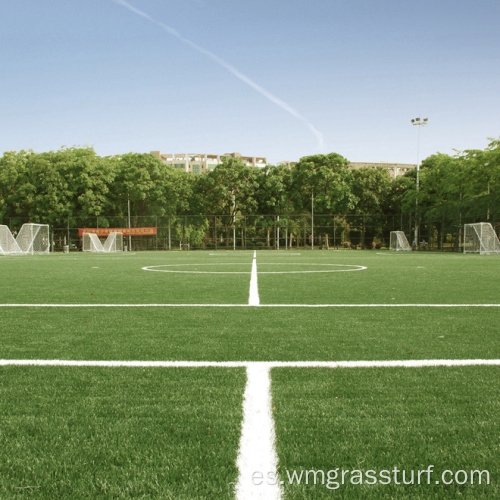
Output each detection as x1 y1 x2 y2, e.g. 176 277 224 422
411 117 428 248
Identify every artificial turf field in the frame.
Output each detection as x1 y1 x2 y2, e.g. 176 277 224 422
0 250 498 498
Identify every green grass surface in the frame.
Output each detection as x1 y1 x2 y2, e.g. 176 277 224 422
1 307 498 361
0 367 245 499
273 366 499 498
1 250 498 305
0 250 498 498
257 251 500 304
0 252 252 304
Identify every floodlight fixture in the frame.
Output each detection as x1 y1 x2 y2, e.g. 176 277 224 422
410 117 429 247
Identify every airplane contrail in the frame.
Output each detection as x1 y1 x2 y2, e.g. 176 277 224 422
110 0 324 148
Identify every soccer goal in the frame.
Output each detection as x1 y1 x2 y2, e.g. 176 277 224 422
83 232 123 253
390 231 412 251
0 225 23 255
103 232 123 252
16 223 50 254
463 222 500 254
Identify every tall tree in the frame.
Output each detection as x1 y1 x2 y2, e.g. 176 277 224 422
291 153 356 214
350 167 392 214
197 157 260 216
0 146 115 225
111 153 176 217
289 153 356 248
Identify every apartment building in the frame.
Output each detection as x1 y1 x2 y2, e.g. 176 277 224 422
348 162 416 179
152 151 415 179
151 151 267 174
278 160 416 179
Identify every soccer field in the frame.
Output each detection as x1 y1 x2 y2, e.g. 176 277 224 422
0 250 499 498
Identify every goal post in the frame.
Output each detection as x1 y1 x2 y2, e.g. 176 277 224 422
16 223 50 254
463 222 500 254
0 225 23 255
390 231 412 251
83 232 123 253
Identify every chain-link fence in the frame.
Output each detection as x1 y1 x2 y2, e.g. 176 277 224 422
2 193 498 252
403 192 498 251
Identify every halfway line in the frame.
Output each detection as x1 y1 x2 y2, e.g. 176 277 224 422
1 304 499 308
235 363 281 499
2 360 499 368
248 251 260 306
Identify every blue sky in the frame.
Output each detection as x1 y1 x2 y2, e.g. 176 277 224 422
1 0 499 164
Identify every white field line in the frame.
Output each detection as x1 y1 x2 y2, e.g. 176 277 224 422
3 359 498 500
1 359 500 368
235 364 281 500
1 303 500 307
248 251 260 306
142 263 366 274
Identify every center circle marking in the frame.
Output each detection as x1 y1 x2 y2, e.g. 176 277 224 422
142 263 367 274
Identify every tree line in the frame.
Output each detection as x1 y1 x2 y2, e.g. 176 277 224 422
0 139 498 227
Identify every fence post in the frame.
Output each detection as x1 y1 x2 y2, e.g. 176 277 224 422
303 216 306 249
214 216 217 251
183 216 187 250
441 206 445 251
428 209 432 251
493 193 497 229
243 215 246 250
168 217 171 250
275 215 278 250
362 214 366 249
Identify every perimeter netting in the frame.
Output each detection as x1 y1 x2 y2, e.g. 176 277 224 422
390 231 412 251
463 223 500 254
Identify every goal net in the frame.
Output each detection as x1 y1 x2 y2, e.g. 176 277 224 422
463 223 500 254
16 223 50 254
83 232 123 253
103 232 123 252
390 231 412 251
0 225 23 255
82 233 103 252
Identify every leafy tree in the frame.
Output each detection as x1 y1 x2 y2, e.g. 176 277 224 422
194 157 260 248
290 153 356 248
455 139 500 198
350 167 392 247
255 164 293 214
0 146 114 226
0 150 33 223
252 164 294 247
111 153 181 218
351 167 392 214
197 157 260 216
291 153 356 214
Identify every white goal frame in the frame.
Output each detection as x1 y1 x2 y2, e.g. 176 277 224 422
103 232 123 252
0 225 23 255
16 223 50 254
390 231 412 251
83 232 124 253
463 222 500 254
